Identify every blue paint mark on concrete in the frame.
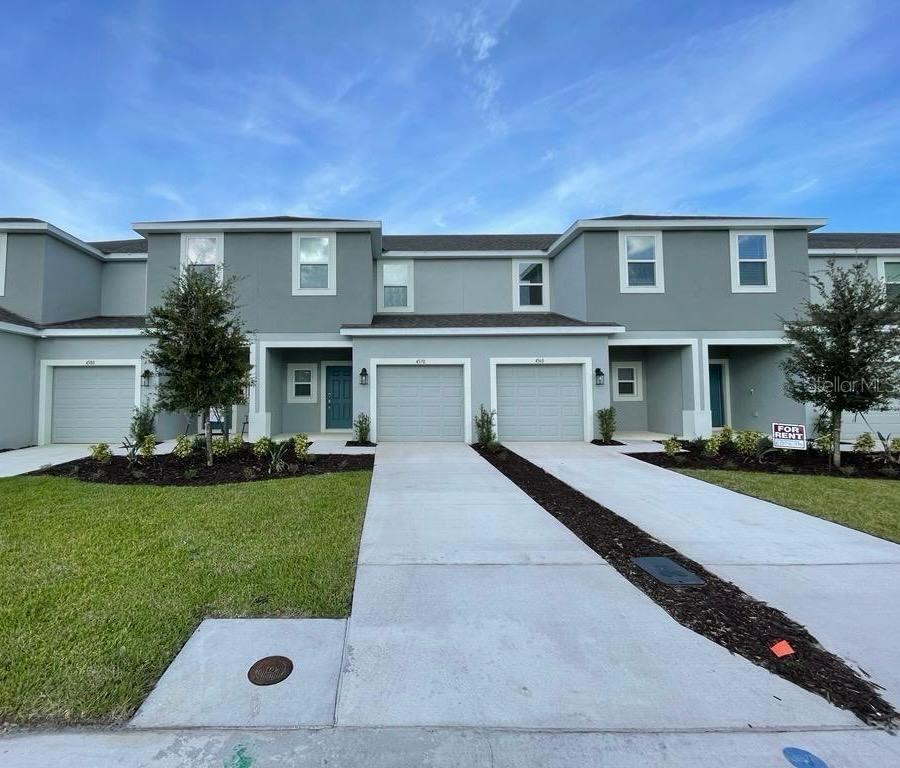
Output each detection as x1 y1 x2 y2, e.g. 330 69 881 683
225 743 252 768
783 747 829 768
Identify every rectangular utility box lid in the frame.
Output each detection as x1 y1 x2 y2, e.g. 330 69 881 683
631 556 705 586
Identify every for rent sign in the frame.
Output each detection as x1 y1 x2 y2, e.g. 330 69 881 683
772 423 806 450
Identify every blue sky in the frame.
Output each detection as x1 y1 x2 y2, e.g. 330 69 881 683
2 0 899 239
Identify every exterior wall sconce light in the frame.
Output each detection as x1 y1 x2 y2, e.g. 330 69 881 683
595 367 605 386
141 368 153 388
359 367 369 386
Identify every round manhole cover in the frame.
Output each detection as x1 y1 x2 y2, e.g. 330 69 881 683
247 655 293 686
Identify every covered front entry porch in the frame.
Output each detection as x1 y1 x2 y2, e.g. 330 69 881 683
248 339 355 440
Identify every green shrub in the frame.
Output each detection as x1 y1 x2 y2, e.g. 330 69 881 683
890 437 900 455
474 404 496 445
734 430 765 458
138 434 156 458
191 434 206 452
596 407 616 443
89 442 112 463
703 435 722 457
229 435 244 454
173 435 193 459
211 437 230 457
663 435 680 457
718 425 733 445
353 413 371 443
120 437 140 467
292 433 311 461
265 441 290 474
253 436 274 458
129 404 156 443
853 432 875 453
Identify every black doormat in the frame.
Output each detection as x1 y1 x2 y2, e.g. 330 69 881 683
472 442 898 728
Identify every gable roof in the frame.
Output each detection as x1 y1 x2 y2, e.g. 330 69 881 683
809 232 900 250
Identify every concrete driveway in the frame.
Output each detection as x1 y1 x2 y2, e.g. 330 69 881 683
336 442 860 730
511 441 900 709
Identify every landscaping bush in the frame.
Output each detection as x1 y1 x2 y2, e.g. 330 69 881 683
130 404 156 443
703 435 722 457
474 404 496 444
353 413 371 443
684 437 706 455
211 437 230 457
173 435 193 459
596 407 616 443
252 436 274 458
718 425 733 445
891 437 900 455
120 437 140 467
229 435 244 454
734 429 766 458
854 432 876 454
292 433 311 462
265 441 291 475
663 435 680 457
89 443 112 463
138 434 156 459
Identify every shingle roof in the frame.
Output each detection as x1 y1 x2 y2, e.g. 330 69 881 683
809 233 900 249
142 215 369 224
0 307 38 328
0 217 45 223
41 315 148 329
89 238 148 254
382 234 559 252
590 214 793 221
343 312 617 329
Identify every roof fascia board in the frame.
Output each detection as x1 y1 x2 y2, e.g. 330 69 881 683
809 248 900 255
340 325 625 337
0 221 106 260
0 321 39 336
133 219 382 234
379 249 548 259
38 328 146 338
100 253 148 261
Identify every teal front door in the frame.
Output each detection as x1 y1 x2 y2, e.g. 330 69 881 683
325 366 352 429
709 363 725 428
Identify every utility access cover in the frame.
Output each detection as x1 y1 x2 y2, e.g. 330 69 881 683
247 655 294 686
632 556 705 586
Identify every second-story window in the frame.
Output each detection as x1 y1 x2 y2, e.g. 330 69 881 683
513 259 549 310
730 230 776 293
878 258 900 302
292 232 336 296
618 231 664 293
378 260 414 312
180 233 223 281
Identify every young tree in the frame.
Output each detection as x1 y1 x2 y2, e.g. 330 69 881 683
781 260 900 467
144 269 253 466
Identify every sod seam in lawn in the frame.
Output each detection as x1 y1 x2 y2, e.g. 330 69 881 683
677 469 900 544
0 471 371 725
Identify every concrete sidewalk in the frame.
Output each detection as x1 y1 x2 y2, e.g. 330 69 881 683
510 441 900 708
335 443 861 730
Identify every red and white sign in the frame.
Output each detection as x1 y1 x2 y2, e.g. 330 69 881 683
772 422 806 450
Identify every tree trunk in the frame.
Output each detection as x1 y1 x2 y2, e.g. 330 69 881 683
831 408 842 468
205 407 214 467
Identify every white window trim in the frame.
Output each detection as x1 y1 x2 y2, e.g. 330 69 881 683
286 363 318 404
512 258 550 311
618 231 664 293
0 232 7 296
292 232 336 296
730 230 776 293
377 259 414 312
180 232 224 281
877 256 900 290
612 361 643 402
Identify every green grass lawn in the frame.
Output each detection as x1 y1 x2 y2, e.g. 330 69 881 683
678 469 900 543
0 472 371 725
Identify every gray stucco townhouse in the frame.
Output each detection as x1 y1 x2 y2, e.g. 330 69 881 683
1 214 898 449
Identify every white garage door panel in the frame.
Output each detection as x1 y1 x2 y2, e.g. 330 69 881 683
377 365 465 442
842 402 900 441
497 364 584 441
52 366 135 443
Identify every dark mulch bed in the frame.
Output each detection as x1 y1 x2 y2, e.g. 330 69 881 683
637 442 899 480
33 443 374 486
591 439 625 446
473 442 898 728
346 440 377 447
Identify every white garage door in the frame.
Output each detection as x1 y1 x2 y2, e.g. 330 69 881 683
376 365 465 442
842 403 900 442
496 364 584 441
51 366 135 443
